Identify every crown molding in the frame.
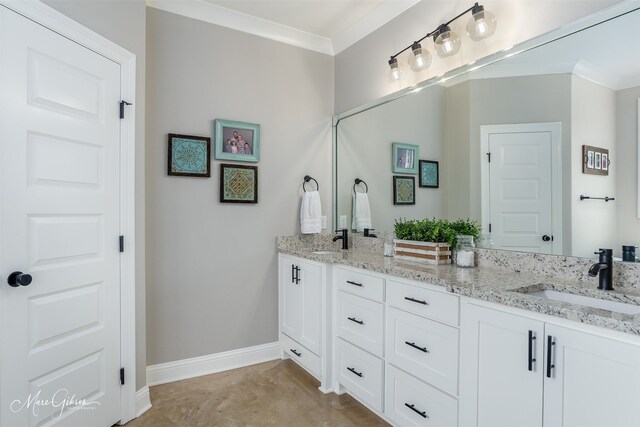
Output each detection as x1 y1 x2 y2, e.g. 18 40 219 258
146 0 334 55
332 0 421 54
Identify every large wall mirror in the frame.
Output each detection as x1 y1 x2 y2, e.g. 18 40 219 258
335 4 640 259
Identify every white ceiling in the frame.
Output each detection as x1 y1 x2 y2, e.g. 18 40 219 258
146 0 421 55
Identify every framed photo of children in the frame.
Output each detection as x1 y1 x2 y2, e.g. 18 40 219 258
214 119 260 163
392 142 419 174
167 133 211 177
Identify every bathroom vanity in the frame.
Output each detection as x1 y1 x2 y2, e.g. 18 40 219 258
277 237 640 427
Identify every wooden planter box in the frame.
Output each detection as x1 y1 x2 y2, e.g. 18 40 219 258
393 239 451 265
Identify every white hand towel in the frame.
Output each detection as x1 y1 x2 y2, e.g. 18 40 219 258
300 191 322 234
352 192 372 232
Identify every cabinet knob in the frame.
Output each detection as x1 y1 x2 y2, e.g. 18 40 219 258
7 271 32 287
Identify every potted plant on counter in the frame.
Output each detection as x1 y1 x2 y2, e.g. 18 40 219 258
393 218 481 265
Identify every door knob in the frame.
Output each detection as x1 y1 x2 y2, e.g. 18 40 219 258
542 235 552 242
7 271 32 287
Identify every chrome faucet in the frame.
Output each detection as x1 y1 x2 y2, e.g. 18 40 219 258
333 229 348 250
588 248 613 290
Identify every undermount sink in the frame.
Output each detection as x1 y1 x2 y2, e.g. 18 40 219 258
526 289 640 315
309 250 340 255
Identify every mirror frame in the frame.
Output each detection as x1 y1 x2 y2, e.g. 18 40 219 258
332 0 640 249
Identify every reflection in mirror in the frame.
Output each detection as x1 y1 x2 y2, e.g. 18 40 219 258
336 6 640 259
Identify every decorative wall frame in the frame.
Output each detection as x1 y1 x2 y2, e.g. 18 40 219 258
392 142 419 174
220 164 258 203
214 119 260 163
167 134 211 177
582 145 609 176
419 160 439 188
393 176 415 205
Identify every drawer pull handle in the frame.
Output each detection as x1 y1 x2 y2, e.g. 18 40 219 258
346 280 363 287
404 296 428 305
290 349 302 357
405 341 429 353
347 367 363 378
348 316 364 325
546 335 556 378
528 330 537 372
405 403 428 419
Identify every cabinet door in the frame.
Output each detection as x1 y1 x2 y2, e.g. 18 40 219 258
460 303 544 427
280 257 300 340
298 262 322 354
543 324 640 427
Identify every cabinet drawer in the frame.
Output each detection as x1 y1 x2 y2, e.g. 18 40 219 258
337 338 384 412
337 291 384 357
335 267 384 302
387 279 459 325
281 333 321 379
386 307 459 395
385 364 458 427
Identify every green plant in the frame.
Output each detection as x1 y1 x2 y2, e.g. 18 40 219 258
394 217 481 248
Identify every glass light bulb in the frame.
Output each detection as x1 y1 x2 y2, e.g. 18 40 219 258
466 9 497 41
408 45 432 72
388 58 401 82
434 29 461 58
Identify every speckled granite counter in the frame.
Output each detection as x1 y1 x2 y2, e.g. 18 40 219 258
277 235 640 336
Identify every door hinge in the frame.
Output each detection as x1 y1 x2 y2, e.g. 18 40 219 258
120 367 125 385
120 100 132 119
487 152 491 162
489 223 492 233
119 235 124 253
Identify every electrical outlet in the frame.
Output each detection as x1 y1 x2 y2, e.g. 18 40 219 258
320 216 327 229
339 215 347 229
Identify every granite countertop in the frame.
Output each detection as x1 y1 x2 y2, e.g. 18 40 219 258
278 239 640 336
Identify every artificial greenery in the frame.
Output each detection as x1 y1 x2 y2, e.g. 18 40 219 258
394 218 481 248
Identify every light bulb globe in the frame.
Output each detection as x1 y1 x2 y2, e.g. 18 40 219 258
408 42 432 72
434 26 461 58
388 57 401 82
466 6 497 41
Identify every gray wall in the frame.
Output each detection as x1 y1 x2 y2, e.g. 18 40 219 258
334 0 622 114
43 0 147 391
145 8 334 365
615 86 640 253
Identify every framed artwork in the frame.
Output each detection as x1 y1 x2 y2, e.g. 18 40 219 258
393 176 415 205
419 160 439 188
582 145 609 176
167 133 211 177
392 142 419 174
220 164 258 204
214 119 260 163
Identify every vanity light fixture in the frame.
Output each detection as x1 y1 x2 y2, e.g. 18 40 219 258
387 2 497 79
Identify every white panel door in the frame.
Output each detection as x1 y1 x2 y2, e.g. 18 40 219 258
459 303 544 427
0 7 121 427
298 262 322 355
481 123 561 254
543 324 640 427
279 256 300 340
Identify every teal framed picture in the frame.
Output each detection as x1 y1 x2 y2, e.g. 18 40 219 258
214 119 260 163
392 142 419 174
393 176 415 205
419 160 439 188
167 133 211 177
220 164 258 204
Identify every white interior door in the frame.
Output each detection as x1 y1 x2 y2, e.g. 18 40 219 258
0 7 122 426
481 123 562 255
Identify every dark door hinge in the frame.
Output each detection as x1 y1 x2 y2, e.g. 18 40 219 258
487 152 491 162
119 235 124 253
120 367 125 385
120 100 132 119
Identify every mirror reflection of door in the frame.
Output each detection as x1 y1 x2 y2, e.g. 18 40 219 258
481 123 562 255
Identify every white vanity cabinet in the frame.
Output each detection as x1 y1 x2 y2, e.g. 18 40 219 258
278 254 327 387
460 300 640 427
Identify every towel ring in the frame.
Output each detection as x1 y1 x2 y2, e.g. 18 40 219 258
303 175 319 192
353 178 368 194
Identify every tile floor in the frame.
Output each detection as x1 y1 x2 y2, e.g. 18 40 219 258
125 359 389 426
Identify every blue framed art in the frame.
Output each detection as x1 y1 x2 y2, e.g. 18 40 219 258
392 142 419 174
214 119 260 163
419 160 439 188
168 133 211 177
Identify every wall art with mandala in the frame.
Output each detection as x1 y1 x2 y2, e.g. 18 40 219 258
393 176 415 205
419 160 439 188
167 133 211 177
220 164 258 204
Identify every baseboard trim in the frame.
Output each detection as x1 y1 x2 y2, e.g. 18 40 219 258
135 386 152 417
146 342 281 387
